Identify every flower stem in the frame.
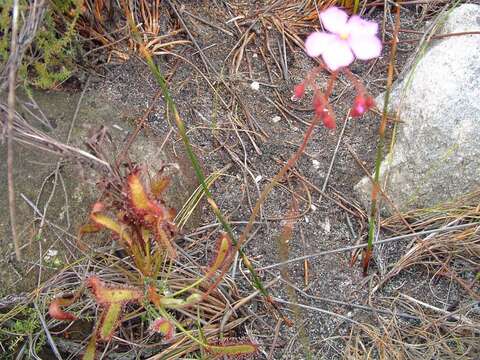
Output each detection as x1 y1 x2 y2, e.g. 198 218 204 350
120 0 277 315
363 4 401 275
238 114 323 256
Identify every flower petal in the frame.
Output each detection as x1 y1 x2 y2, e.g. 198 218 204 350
304 32 334 57
347 15 378 37
321 40 354 71
349 35 382 60
320 7 349 34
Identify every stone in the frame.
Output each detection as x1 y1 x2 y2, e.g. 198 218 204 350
355 4 480 213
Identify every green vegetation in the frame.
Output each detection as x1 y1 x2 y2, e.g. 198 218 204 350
0 307 45 357
0 0 80 89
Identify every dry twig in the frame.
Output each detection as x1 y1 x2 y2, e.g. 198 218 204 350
7 0 21 261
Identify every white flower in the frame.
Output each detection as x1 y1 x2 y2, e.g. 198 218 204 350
44 249 58 260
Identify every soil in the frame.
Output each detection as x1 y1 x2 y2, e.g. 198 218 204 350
1 2 478 359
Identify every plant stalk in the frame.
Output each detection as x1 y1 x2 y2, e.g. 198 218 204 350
363 3 401 274
7 0 21 261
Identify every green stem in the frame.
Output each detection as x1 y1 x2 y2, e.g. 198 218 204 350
157 307 207 347
172 277 204 297
143 54 269 296
145 302 208 348
364 4 400 274
121 2 272 299
353 0 360 14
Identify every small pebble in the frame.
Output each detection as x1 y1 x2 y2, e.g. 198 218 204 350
321 218 331 234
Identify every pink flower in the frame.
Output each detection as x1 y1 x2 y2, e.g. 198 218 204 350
305 7 382 71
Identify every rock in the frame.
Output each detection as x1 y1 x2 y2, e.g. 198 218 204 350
355 4 480 213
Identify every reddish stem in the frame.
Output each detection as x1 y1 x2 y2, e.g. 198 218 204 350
237 114 324 252
342 67 366 96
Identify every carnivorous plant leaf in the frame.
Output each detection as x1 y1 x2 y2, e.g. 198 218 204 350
149 317 175 340
86 276 143 305
97 302 122 341
48 296 77 321
205 233 232 278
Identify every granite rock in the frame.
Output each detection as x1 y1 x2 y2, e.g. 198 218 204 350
355 4 480 213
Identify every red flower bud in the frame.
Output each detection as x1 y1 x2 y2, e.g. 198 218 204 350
365 96 374 108
322 113 336 129
293 83 305 100
313 94 326 116
350 95 375 118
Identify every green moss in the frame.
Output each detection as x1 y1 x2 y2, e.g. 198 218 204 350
0 0 81 89
0 307 46 357
0 0 16 65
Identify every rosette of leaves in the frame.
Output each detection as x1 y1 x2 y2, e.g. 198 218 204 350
79 169 178 277
48 168 257 359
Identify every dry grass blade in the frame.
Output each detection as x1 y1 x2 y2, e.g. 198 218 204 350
13 245 249 359
385 226 479 288
0 103 110 168
376 190 480 298
346 292 480 359
6 0 21 262
344 191 480 359
275 193 312 358
174 164 231 230
74 0 186 63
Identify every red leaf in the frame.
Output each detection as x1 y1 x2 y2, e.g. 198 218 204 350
127 171 166 219
49 297 77 321
90 204 133 246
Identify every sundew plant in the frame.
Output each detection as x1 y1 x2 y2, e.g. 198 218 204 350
49 168 258 359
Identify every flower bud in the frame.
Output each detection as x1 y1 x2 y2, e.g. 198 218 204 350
292 83 305 100
322 113 336 129
365 96 374 108
351 95 374 118
313 94 326 116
